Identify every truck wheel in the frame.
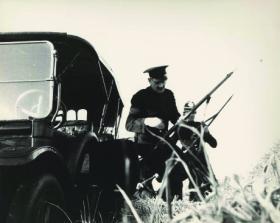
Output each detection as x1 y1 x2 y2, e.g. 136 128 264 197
6 174 66 223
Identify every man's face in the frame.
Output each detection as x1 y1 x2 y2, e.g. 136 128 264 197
188 113 195 121
149 78 166 93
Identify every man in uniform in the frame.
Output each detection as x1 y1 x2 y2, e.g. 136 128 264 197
177 101 217 201
125 65 182 199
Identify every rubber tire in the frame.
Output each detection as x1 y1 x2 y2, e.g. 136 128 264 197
6 174 66 223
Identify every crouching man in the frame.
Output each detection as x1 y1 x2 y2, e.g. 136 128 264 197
177 101 217 201
125 65 182 199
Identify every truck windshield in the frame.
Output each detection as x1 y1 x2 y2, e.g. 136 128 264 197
0 41 55 120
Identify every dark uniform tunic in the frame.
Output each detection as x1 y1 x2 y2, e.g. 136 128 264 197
126 86 180 144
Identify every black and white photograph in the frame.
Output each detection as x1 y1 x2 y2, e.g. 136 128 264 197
0 0 279 222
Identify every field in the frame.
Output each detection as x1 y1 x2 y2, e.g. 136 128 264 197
67 141 280 223
116 142 280 223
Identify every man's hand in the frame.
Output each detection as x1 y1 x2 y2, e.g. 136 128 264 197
144 117 165 129
202 122 209 133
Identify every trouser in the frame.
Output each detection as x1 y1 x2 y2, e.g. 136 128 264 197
136 143 187 200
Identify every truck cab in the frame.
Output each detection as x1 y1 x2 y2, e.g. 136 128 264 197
0 32 123 223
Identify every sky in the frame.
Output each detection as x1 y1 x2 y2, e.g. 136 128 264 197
1 0 280 180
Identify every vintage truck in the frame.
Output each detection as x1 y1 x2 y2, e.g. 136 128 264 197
0 32 131 223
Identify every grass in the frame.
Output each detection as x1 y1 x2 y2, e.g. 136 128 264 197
71 139 280 223
124 141 280 223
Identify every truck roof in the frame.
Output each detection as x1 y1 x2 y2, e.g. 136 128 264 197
0 32 123 127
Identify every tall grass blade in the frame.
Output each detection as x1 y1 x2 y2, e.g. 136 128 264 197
116 185 143 223
46 201 73 223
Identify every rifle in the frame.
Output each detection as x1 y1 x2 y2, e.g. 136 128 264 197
149 71 233 153
180 94 233 153
165 71 233 139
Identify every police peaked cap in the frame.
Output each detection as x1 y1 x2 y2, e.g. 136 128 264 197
143 65 168 80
